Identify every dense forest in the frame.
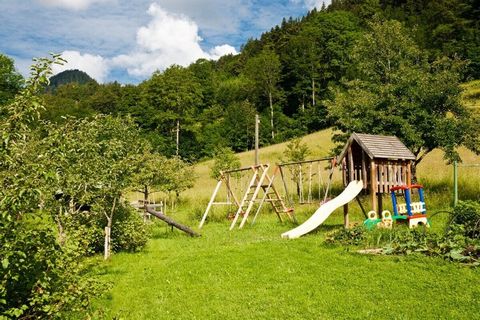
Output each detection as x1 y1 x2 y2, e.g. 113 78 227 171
4 0 478 162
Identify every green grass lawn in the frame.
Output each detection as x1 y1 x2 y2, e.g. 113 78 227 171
89 205 479 319
103 123 480 319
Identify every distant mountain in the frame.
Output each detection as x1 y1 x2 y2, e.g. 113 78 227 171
48 69 96 90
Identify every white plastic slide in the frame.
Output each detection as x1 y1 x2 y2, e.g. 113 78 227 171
281 180 364 239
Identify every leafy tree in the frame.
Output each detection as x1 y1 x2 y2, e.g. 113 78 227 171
224 100 257 151
0 54 100 319
42 115 145 259
0 54 23 106
244 47 282 140
282 138 310 197
327 20 480 173
210 147 241 180
158 156 196 199
141 65 203 157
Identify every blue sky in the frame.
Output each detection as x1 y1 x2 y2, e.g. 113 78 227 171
0 0 330 83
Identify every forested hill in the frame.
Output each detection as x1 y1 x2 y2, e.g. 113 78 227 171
48 69 96 91
18 0 480 162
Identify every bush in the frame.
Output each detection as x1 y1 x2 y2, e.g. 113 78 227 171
325 226 366 245
450 200 480 238
111 205 149 252
1 216 100 319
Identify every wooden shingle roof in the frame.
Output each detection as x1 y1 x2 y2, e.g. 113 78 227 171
338 133 416 161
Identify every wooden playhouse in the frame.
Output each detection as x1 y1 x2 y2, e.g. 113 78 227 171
337 133 416 219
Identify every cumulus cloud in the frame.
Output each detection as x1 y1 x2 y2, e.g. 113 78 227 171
52 50 109 82
38 0 111 10
209 44 238 60
111 3 237 77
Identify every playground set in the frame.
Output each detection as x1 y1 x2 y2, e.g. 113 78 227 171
199 133 430 238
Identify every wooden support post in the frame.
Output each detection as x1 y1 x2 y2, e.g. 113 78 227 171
255 114 259 166
348 146 354 182
370 160 377 212
361 151 367 188
343 203 349 228
407 162 412 186
199 180 222 228
377 192 383 213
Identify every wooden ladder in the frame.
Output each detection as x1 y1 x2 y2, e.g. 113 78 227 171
230 164 269 230
250 165 296 226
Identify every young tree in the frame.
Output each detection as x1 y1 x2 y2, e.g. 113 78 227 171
327 20 480 173
282 138 311 196
244 47 282 140
43 115 144 259
210 147 241 180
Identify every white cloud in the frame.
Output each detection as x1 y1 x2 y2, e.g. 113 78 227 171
111 3 237 77
38 0 112 10
209 45 237 60
52 50 109 82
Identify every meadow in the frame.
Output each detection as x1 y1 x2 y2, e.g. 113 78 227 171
90 127 480 319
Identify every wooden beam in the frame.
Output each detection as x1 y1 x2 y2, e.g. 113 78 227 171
407 161 412 186
348 146 354 182
361 150 367 188
343 203 349 229
148 207 200 237
370 160 377 212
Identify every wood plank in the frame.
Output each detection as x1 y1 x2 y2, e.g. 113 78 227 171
379 161 384 193
348 146 354 182
370 160 377 212
361 150 367 188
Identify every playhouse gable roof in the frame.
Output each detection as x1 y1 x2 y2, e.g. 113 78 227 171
338 133 416 161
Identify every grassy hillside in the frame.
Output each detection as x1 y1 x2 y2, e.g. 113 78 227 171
461 79 480 110
181 128 480 206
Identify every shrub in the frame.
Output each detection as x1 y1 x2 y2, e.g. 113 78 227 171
450 200 480 238
325 226 366 245
111 205 148 252
1 216 101 319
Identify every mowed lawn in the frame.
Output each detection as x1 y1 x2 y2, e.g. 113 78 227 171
92 216 480 319
94 127 480 319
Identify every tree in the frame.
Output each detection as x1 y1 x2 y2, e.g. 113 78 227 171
158 156 196 200
141 65 203 157
0 54 23 106
43 115 145 259
133 152 174 221
282 138 310 196
244 47 282 140
224 100 257 151
0 54 101 318
327 20 480 173
210 147 241 180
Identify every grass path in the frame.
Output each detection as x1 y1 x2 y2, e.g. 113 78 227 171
92 214 479 319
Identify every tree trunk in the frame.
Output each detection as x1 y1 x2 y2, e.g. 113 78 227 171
176 119 180 156
56 207 66 246
146 207 200 237
269 91 274 140
104 197 117 260
143 184 149 223
312 78 316 106
104 218 112 260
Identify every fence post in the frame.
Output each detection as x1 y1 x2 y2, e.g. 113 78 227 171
453 160 458 207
